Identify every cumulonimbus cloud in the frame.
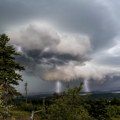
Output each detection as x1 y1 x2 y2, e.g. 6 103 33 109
8 23 91 57
7 22 120 83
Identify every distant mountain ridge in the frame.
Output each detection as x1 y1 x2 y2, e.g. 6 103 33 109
20 90 120 100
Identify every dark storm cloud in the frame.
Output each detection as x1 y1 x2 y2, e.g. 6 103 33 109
44 0 118 50
9 22 91 68
25 49 88 65
15 49 89 78
0 0 118 51
1 0 120 92
8 22 91 88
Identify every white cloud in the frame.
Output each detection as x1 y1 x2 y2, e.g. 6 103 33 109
8 22 91 56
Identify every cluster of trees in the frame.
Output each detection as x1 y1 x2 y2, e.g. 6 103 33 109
16 85 120 120
0 34 120 120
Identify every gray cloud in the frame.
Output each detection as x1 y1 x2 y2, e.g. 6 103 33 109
1 0 118 50
95 56 120 67
17 75 57 94
43 61 120 81
89 75 120 92
92 40 120 67
1 0 120 92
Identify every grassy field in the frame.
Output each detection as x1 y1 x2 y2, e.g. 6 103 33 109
10 110 41 120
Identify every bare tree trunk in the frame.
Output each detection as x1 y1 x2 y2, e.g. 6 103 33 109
25 82 28 104
30 110 42 120
30 111 34 120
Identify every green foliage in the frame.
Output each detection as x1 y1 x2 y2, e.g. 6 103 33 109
40 83 92 120
46 104 92 120
107 105 120 118
111 98 120 106
107 105 118 118
0 34 24 118
85 98 111 120
18 102 39 112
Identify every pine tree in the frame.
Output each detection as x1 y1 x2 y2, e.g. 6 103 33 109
0 34 24 118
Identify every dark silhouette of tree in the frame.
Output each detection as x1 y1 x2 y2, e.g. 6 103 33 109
0 34 24 118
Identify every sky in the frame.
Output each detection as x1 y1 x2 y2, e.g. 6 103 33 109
1 0 120 94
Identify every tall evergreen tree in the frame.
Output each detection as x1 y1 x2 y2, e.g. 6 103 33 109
0 34 24 118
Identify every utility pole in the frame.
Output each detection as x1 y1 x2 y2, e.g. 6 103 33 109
66 82 70 89
43 97 45 107
25 82 28 104
43 97 46 118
